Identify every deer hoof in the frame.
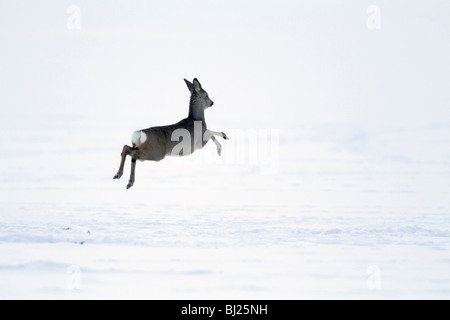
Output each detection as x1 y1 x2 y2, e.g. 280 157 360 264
113 174 121 179
126 183 133 189
222 133 229 140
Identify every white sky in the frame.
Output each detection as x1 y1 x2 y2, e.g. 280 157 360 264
0 0 449 130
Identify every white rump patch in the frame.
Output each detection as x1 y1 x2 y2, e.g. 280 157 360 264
131 130 147 147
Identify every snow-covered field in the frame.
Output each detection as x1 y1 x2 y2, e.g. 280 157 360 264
1 113 449 299
1 1 449 299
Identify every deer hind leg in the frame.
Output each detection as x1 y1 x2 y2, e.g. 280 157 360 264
113 145 135 180
126 149 141 189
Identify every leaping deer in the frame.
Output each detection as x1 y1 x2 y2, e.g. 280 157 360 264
113 78 228 189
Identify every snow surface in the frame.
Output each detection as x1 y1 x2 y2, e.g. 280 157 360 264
1 113 449 299
1 1 450 299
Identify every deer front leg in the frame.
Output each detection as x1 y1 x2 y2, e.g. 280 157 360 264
126 149 141 189
205 129 229 140
211 136 222 156
114 145 134 179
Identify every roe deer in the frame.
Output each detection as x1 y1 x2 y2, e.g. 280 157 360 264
113 78 228 189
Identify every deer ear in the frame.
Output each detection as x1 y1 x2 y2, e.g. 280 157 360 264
193 78 202 93
184 78 194 94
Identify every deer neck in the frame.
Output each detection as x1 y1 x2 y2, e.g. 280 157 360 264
187 96 205 121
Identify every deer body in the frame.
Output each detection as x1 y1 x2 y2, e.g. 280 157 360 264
113 78 228 189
